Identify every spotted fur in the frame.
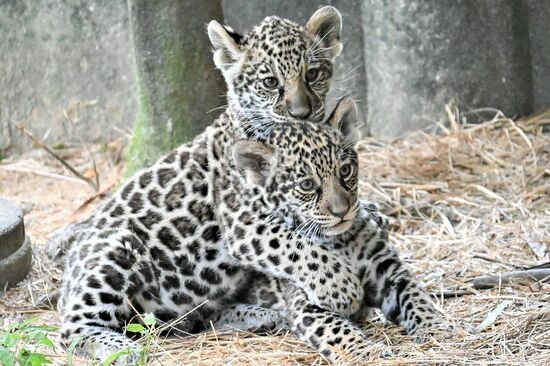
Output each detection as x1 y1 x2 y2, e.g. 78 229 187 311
52 7 452 364
57 97 369 363
211 202 454 362
49 6 344 262
208 6 343 136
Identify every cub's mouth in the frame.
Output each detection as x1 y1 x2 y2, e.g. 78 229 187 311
323 219 354 236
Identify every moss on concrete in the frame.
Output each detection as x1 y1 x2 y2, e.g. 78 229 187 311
124 1 224 176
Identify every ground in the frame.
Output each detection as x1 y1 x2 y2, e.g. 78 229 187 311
1 108 549 365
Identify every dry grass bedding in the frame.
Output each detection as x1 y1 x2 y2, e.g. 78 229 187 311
0 106 549 365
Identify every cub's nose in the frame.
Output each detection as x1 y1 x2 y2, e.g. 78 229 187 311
328 198 350 219
287 100 312 119
285 80 312 119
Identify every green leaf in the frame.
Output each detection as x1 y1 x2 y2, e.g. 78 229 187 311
2 331 21 348
10 318 36 331
22 352 53 366
66 335 83 366
0 348 15 366
27 332 55 348
100 348 132 366
143 313 156 327
125 324 145 333
26 325 59 333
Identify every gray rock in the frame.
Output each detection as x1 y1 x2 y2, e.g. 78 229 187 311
0 198 32 290
0 197 25 259
0 237 33 291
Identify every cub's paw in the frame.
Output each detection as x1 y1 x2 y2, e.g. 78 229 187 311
356 342 394 360
330 342 393 364
412 319 456 343
373 343 394 359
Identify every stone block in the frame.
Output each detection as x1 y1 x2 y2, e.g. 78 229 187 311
0 198 32 290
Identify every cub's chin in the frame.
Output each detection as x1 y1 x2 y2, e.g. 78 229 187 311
323 219 354 236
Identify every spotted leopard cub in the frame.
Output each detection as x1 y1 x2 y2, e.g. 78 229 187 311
58 98 366 364
208 5 343 136
212 111 454 362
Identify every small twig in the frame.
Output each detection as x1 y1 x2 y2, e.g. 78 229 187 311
525 261 550 270
431 289 475 299
78 136 100 191
472 269 550 290
15 123 99 191
0 165 88 184
473 254 524 269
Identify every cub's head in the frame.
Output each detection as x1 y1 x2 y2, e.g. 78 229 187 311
208 7 342 135
233 97 361 237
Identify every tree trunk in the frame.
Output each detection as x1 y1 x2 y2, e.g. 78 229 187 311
126 0 225 175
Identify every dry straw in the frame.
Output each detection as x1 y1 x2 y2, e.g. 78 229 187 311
1 106 549 365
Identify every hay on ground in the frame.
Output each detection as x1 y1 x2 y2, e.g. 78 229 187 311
0 107 549 365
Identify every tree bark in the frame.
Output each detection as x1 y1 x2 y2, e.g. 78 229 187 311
126 0 225 175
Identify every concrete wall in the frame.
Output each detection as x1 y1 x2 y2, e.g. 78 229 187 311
525 0 550 112
0 0 136 154
1 0 548 154
362 0 534 138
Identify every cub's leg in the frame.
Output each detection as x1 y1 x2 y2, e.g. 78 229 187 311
212 304 288 332
221 211 364 316
211 275 392 362
283 284 392 363
353 204 452 341
58 229 152 364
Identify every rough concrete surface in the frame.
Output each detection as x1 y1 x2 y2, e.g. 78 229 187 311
0 197 32 290
0 0 136 154
1 0 549 150
525 0 550 112
362 0 533 139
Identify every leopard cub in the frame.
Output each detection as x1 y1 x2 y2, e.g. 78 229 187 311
58 97 365 364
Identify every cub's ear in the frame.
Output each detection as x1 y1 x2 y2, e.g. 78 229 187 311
327 97 361 146
305 6 343 59
232 140 276 186
207 20 243 71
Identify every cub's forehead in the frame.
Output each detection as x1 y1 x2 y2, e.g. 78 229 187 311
245 16 308 47
242 16 310 70
268 123 341 169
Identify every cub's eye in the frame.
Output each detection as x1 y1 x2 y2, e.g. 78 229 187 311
263 77 278 89
298 178 316 192
305 68 319 82
340 163 353 178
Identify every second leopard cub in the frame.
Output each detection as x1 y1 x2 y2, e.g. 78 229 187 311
58 98 367 364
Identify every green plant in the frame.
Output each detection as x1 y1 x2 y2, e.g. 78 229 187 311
100 312 157 366
0 318 58 366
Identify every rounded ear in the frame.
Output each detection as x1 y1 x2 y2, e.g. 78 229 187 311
207 20 243 71
305 6 343 59
232 140 276 186
327 97 361 145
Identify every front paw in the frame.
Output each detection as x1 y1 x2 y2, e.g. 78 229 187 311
373 343 394 358
329 341 393 363
412 319 456 343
